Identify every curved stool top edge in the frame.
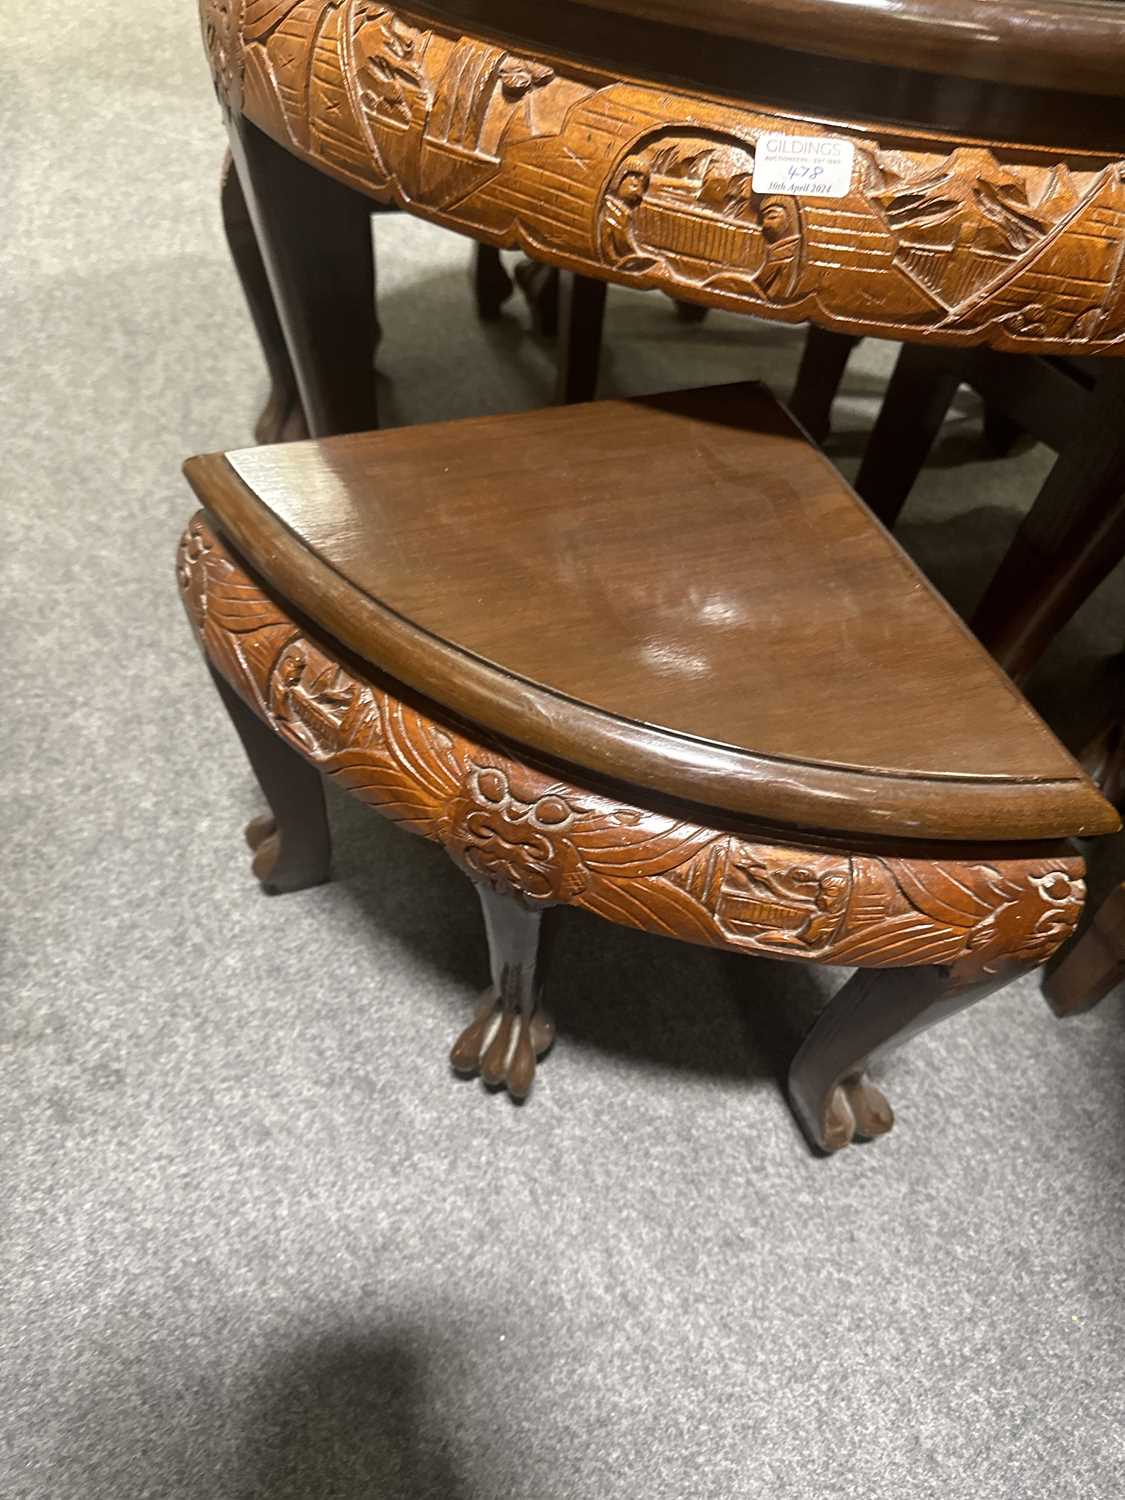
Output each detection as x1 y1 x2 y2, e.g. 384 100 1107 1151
182 452 1119 844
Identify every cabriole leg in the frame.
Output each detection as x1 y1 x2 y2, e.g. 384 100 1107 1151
450 884 556 1100
220 152 307 445
225 118 378 438
209 665 331 894
1044 883 1125 1016
788 959 1034 1153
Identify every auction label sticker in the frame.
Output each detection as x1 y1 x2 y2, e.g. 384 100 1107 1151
752 133 855 199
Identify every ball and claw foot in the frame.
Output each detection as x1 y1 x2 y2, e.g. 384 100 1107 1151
243 814 329 895
821 1074 895 1152
450 989 556 1101
245 814 285 890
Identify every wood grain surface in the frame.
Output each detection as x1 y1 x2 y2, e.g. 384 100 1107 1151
565 0 1125 99
183 384 1118 843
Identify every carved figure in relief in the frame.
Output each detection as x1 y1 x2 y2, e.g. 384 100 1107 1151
602 135 764 281
599 157 662 271
353 5 427 127
598 133 811 302
719 854 852 951
269 643 357 754
477 56 556 155
413 39 565 205
797 871 852 945
754 196 804 299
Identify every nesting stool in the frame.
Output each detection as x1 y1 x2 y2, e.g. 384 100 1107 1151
178 384 1119 1153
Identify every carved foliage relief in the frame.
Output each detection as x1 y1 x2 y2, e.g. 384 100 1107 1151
200 1 1125 352
179 516 1084 972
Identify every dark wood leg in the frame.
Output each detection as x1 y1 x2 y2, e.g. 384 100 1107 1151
209 665 331 894
1044 884 1125 1016
450 885 556 1100
225 118 379 438
788 958 1034 1153
855 343 962 528
472 244 514 320
981 405 1023 456
789 327 860 444
971 367 1125 679
555 272 607 405
513 257 560 337
220 152 308 446
672 296 708 324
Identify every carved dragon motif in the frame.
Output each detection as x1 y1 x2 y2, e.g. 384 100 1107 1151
199 0 1125 354
178 515 1085 974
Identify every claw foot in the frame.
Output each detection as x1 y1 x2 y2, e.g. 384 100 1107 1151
821 1074 895 1152
450 988 555 1100
242 813 329 894
245 813 282 888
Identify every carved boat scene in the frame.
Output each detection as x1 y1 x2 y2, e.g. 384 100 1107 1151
204 0 1125 351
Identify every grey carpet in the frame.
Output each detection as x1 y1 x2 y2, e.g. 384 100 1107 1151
3 7 1125 1498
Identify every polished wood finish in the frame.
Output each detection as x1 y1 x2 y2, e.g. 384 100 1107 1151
220 153 308 445
190 3 1125 1151
226 118 380 438
178 513 1100 1146
265 0 1125 151
183 384 1114 843
566 0 1125 100
199 2 1125 358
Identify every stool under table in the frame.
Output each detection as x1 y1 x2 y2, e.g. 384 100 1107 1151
178 384 1118 1153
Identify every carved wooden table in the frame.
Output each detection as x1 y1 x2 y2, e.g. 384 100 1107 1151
201 0 1125 441
179 386 1119 1152
189 1 1125 1150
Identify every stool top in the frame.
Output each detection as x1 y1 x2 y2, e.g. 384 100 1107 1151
185 384 1116 843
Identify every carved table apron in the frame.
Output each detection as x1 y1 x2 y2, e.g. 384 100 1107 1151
201 0 1125 358
178 514 1087 1151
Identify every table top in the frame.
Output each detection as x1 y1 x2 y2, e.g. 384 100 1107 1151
185 383 1116 843
564 0 1125 97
